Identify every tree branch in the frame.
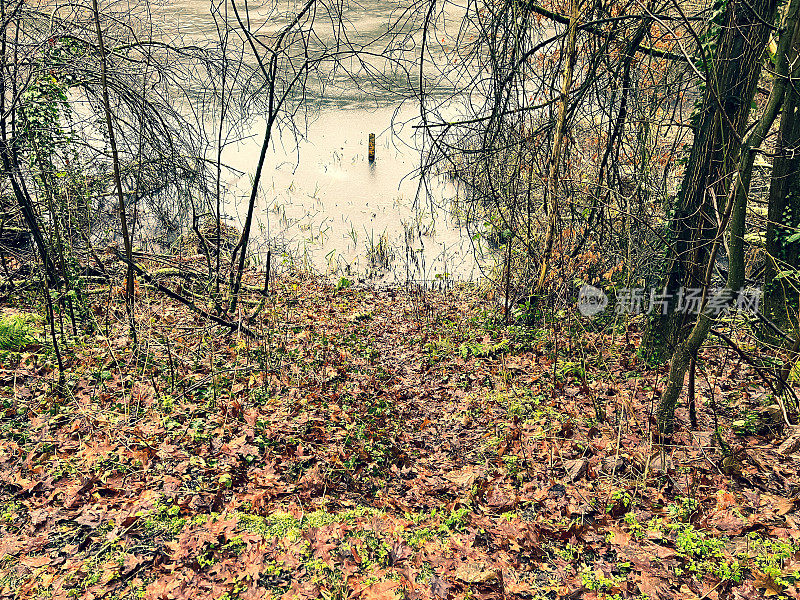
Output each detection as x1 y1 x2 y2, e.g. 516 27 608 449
522 2 687 61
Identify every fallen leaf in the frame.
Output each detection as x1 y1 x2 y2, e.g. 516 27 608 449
753 569 784 596
430 575 450 599
715 490 736 511
608 526 630 546
444 467 478 489
777 427 800 456
776 496 796 516
563 458 588 483
454 562 500 584
360 579 401 600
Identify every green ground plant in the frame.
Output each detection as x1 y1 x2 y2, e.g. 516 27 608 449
0 313 41 352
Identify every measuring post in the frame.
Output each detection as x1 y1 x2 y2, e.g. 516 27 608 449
368 133 375 162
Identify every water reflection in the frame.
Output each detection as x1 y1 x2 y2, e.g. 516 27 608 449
222 105 478 283
156 0 480 282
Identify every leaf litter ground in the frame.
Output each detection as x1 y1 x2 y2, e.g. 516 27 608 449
0 272 799 600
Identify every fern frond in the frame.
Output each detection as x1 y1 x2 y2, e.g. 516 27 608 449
0 314 41 351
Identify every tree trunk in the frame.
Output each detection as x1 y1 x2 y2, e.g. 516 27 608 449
656 0 788 434
643 0 779 363
536 0 579 292
764 11 800 341
93 0 136 311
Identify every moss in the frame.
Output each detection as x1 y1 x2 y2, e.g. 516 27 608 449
459 338 509 358
0 555 25 592
488 389 561 432
0 500 23 523
237 511 300 539
68 542 127 594
236 505 382 541
141 502 186 538
579 565 626 594
653 498 746 584
441 507 470 532
404 526 436 548
347 530 392 568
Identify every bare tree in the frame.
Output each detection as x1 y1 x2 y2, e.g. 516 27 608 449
0 0 251 342
412 0 692 305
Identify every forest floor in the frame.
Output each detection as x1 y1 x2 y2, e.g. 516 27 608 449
1 269 799 600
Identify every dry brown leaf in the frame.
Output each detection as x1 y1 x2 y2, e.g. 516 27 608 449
562 458 588 483
753 569 784 596
486 484 517 509
360 579 402 600
777 427 800 456
608 526 631 547
776 496 796 516
444 467 478 489
454 562 500 584
430 575 450 599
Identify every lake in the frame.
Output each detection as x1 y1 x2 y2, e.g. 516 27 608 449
151 0 481 284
